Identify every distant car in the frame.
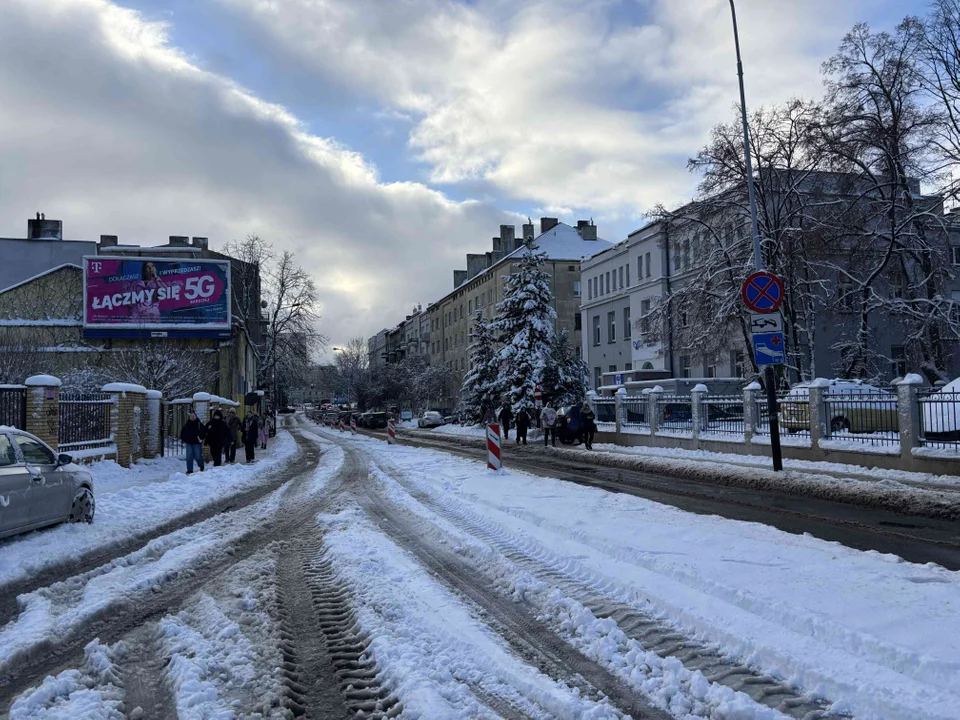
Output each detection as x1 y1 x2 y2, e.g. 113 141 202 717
780 379 897 434
0 428 95 539
367 412 389 429
418 411 444 428
357 412 372 428
278 406 295 414
322 411 339 426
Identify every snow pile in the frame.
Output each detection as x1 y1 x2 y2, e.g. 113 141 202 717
0 430 298 590
430 424 488 439
9 639 125 719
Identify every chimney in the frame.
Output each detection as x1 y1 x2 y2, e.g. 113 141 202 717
522 222 535 241
99 234 118 248
169 235 189 246
540 217 559 234
580 223 597 241
27 216 63 241
492 237 502 253
454 269 469 287
191 236 209 250
500 225 515 248
466 253 487 278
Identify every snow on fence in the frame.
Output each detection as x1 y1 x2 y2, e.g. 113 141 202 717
58 392 115 452
918 389 960 451
0 385 26 429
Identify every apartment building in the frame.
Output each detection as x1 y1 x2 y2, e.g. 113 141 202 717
428 218 612 409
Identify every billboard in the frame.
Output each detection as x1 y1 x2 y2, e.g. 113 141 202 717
83 256 231 338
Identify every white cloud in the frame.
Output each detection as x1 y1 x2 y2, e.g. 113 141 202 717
0 0 513 354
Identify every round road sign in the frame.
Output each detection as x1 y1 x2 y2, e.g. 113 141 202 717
741 271 784 313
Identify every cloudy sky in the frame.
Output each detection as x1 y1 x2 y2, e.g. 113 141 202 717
0 0 915 358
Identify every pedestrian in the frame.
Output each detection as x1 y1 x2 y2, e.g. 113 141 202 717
498 404 513 440
244 411 260 463
540 403 557 447
580 401 596 450
259 412 270 450
226 409 242 463
515 407 529 445
204 409 229 466
179 410 206 474
482 404 495 425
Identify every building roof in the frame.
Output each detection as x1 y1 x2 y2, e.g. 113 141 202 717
0 263 81 296
0 238 95 292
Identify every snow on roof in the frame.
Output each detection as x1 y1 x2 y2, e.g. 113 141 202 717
0 263 81 296
25 374 62 387
0 319 82 326
502 222 613 263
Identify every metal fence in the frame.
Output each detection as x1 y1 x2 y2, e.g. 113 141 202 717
619 396 648 429
162 401 193 458
657 395 692 432
0 386 26 429
58 392 114 452
753 393 812 440
593 397 617 425
821 391 899 447
918 389 960 450
700 395 745 436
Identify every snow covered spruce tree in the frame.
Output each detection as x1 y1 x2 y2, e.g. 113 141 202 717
541 328 588 408
489 249 556 414
459 310 499 422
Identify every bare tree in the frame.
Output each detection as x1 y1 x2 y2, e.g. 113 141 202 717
108 340 216 398
334 336 371 408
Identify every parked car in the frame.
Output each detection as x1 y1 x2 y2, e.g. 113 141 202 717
322 411 339 426
0 428 95 539
554 405 582 445
367 412 389 429
357 412 372 428
780 379 897 434
921 377 960 441
417 411 444 428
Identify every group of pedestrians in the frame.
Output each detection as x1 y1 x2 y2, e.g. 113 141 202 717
179 407 271 474
486 399 596 450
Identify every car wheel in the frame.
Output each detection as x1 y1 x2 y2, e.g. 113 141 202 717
560 436 574 445
69 486 95 524
830 417 850 433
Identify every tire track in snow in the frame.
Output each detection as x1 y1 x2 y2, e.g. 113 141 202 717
118 624 176 720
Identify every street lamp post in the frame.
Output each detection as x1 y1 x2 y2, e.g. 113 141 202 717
728 0 783 471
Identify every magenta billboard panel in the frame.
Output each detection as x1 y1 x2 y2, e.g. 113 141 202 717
83 256 231 334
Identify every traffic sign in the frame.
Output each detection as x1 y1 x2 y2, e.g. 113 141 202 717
614 373 624 386
752 332 786 366
749 312 782 334
741 271 784 313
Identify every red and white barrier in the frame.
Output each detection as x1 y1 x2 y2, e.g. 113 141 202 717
486 423 502 471
350 417 357 434
387 418 396 444
339 418 346 432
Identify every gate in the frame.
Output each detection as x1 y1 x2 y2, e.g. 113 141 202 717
0 386 26 429
161 401 192 459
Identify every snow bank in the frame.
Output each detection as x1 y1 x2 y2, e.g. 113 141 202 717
24 375 61 387
430 423 488 439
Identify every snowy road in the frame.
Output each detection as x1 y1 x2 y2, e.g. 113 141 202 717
2 415 957 719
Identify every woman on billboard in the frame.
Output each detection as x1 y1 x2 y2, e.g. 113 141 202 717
130 261 164 322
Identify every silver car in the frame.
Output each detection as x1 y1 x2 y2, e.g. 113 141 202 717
0 428 95 539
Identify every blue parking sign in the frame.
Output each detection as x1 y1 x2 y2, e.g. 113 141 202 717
752 332 786 366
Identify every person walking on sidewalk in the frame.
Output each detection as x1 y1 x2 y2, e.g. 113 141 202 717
482 405 495 425
244 411 260 463
205 409 229 467
540 403 557 447
498 405 513 440
226 409 242 463
259 412 270 450
180 411 206 474
580 401 596 450
515 407 530 445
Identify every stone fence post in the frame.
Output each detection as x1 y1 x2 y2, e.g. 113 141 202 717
742 381 760 445
144 390 163 459
24 375 61 450
896 374 924 456
193 392 212 462
691 383 708 441
807 378 831 450
102 383 147 468
614 387 626 435
647 386 662 435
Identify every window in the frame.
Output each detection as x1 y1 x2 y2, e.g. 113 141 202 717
576 346 582 359
575 312 582 330
593 316 601 346
837 277 856 312
679 355 691 379
626 262 630 287
952 246 960 265
15 436 55 465
891 345 907 377
679 310 688 328
623 307 632 338
568 265 577 271
889 268 904 299
574 280 581 297
640 299 651 335
624 362 632 371
638 257 644 281
594 367 602 390
619 266 624 289
645 252 652 278
468 300 472 313
732 350 746 377
587 279 592 300
488 289 493 304
609 365 617 373
605 272 610 294
705 357 716 378
607 311 617 343
0 435 15 466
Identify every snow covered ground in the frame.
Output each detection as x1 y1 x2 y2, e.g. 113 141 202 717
430 423 488 438
0 430 298 590
327 431 960 720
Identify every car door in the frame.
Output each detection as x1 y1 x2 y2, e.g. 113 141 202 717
0 432 33 535
14 435 71 526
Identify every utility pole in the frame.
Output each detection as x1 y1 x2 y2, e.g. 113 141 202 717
729 0 783 471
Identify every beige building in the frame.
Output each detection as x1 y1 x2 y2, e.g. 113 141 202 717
428 218 612 409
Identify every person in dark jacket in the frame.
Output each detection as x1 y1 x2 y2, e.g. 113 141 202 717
580 402 596 450
498 405 513 440
515 408 530 445
180 411 206 474
205 410 230 467
244 412 260 463
226 409 242 463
